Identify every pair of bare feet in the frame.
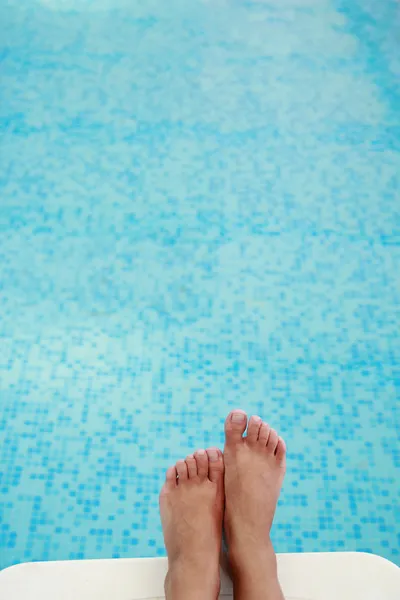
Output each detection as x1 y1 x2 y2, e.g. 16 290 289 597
159 410 286 600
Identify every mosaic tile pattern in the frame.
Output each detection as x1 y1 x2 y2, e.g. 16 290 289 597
0 0 399 571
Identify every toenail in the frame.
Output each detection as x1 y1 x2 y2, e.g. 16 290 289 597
231 411 246 423
196 449 206 455
207 449 219 462
252 415 261 422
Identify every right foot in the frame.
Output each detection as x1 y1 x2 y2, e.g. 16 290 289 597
223 410 286 600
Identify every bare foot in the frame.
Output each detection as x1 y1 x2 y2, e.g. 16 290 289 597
224 410 286 600
159 448 225 600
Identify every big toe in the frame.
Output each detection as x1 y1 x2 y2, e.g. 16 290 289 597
275 437 287 464
206 447 224 485
224 410 247 446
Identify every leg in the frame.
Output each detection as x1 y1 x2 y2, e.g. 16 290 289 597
224 410 286 600
159 447 225 600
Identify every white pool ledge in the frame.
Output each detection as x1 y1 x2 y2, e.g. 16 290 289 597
1 552 399 599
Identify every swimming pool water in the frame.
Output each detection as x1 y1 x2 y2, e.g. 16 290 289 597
0 0 399 571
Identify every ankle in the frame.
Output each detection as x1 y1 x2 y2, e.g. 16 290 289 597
165 557 220 600
228 538 284 600
227 527 273 556
228 536 277 576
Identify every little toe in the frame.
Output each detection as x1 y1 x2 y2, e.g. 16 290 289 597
258 421 271 445
176 459 188 482
164 466 177 490
185 454 197 479
224 410 248 446
275 437 287 463
194 449 208 479
206 448 224 484
266 428 279 454
246 415 262 444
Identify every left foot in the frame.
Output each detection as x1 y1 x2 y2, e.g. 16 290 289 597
159 448 225 600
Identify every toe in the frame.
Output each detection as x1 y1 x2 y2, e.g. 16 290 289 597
224 409 247 445
275 437 286 463
266 428 279 454
246 415 262 444
258 421 271 445
176 459 188 482
185 454 197 479
165 466 177 490
194 449 208 479
206 447 224 484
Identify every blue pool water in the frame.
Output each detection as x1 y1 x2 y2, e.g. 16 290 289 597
0 0 399 571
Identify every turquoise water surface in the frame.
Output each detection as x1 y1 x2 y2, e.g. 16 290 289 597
0 0 399 570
